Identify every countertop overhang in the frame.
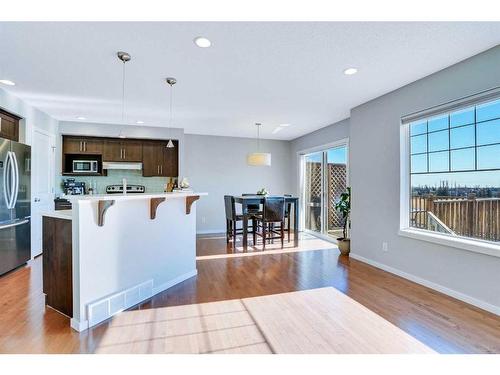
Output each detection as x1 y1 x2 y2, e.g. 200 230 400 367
66 191 207 202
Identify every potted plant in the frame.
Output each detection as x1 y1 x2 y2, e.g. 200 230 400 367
334 187 351 255
257 188 268 195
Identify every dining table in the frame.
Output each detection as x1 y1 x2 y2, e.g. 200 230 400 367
233 195 299 251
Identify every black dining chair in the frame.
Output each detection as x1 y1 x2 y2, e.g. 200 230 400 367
242 193 263 215
224 195 255 245
254 197 286 249
268 194 292 242
284 194 292 242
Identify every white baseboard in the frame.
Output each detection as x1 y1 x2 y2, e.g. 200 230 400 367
349 253 500 316
152 269 198 295
196 229 225 235
70 318 89 332
71 270 198 332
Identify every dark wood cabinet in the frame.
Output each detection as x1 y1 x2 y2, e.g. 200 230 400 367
0 109 20 142
62 136 178 177
162 141 179 177
63 136 103 155
123 140 142 161
142 140 178 177
142 141 159 177
43 216 73 317
103 139 142 162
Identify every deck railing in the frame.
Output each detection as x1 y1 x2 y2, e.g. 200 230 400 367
411 194 500 242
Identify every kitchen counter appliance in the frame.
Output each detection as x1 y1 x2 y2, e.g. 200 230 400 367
63 179 86 195
0 138 31 276
106 184 145 194
72 160 98 173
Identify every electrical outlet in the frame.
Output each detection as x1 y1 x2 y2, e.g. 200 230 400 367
382 242 388 252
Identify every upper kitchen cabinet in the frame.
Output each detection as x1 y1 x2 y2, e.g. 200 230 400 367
103 139 142 162
142 140 178 177
63 136 103 155
162 141 179 177
0 109 20 142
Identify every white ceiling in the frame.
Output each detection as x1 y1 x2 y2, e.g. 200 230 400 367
0 22 499 140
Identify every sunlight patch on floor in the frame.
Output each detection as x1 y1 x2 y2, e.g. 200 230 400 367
196 232 338 260
94 288 434 354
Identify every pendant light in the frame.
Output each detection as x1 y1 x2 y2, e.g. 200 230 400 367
117 51 131 139
165 77 177 148
247 123 271 166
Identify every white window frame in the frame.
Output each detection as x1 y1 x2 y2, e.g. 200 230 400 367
399 88 500 258
298 138 349 242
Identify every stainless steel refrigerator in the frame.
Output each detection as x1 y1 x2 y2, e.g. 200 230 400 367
0 138 31 276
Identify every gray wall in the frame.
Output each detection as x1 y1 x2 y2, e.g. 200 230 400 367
0 87 58 144
184 134 293 233
290 118 350 195
57 121 185 194
349 45 500 311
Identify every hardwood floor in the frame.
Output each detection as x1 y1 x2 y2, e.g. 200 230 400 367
0 233 499 353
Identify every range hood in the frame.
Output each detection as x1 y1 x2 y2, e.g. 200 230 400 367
102 162 143 171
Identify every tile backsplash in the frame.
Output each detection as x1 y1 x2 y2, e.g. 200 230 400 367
58 170 175 195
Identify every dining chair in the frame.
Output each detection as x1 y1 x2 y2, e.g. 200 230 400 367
242 193 263 215
254 197 286 249
284 194 292 242
268 194 292 242
224 195 255 245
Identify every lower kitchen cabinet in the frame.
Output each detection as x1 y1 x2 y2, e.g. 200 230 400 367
42 216 73 317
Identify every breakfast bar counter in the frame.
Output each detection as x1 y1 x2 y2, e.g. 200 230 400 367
42 192 206 331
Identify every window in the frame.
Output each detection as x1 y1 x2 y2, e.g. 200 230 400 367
301 141 348 240
406 97 500 246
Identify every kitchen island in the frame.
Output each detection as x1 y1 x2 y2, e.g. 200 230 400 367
42 192 206 331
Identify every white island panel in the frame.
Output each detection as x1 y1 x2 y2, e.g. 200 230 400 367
70 193 205 331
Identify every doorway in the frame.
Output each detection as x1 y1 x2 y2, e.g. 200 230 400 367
31 128 55 257
301 141 348 240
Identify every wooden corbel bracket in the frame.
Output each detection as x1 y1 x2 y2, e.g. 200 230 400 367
150 197 166 219
185 195 200 215
98 200 115 226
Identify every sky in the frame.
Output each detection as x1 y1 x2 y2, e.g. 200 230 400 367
410 98 500 188
305 146 347 164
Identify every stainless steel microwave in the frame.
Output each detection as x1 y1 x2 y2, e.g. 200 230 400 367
72 160 98 173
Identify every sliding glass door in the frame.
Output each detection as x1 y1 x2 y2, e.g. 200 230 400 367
304 152 323 233
302 143 348 239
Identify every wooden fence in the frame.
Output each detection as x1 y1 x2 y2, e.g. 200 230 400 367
411 194 500 241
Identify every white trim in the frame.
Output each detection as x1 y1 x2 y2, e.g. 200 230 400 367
349 252 500 317
296 138 350 156
298 138 350 234
197 229 225 235
399 119 500 259
401 86 500 124
152 269 198 295
303 229 338 244
70 318 89 332
399 122 410 229
399 228 500 258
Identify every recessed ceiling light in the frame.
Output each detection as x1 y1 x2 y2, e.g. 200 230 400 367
194 36 211 48
136 120 144 124
0 79 15 86
343 67 358 75
279 123 291 127
76 116 86 120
